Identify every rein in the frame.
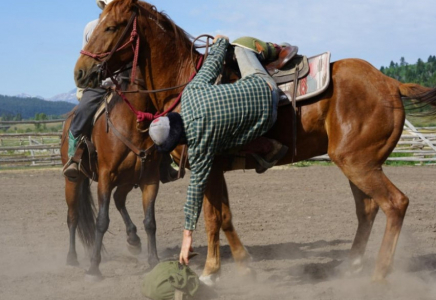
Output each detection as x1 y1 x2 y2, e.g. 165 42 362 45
112 56 204 123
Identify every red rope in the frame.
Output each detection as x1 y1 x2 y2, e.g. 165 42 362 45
80 18 140 62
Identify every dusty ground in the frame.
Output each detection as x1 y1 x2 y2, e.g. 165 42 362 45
1 165 436 300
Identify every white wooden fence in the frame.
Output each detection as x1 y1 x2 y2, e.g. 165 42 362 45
1 119 436 168
310 120 436 164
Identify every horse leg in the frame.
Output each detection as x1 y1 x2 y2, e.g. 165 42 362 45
345 180 379 275
221 178 252 275
334 163 408 281
65 179 80 266
113 185 142 255
200 165 225 286
86 173 113 280
140 182 160 268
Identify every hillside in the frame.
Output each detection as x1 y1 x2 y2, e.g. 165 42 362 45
0 95 75 119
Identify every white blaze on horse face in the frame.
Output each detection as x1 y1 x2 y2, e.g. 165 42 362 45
97 15 108 30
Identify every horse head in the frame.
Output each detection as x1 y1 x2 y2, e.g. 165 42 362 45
74 0 194 92
74 0 142 88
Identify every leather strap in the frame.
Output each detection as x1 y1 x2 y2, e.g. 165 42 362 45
291 66 300 161
83 137 98 176
177 145 188 179
107 117 155 158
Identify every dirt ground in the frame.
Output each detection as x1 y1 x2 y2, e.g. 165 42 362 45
1 165 436 300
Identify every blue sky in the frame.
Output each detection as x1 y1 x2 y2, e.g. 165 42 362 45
1 0 435 99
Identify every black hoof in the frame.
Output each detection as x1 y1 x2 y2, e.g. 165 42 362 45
66 253 79 266
148 256 160 268
127 242 142 255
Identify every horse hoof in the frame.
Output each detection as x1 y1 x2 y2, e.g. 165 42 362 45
239 267 257 281
85 273 104 282
66 258 80 267
342 258 364 277
85 268 104 282
127 242 142 255
147 257 160 269
371 277 389 285
66 254 79 266
199 274 220 287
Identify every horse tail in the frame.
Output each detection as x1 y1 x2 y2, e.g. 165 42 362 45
399 83 436 114
77 177 97 252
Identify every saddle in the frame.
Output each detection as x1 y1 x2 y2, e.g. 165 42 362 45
231 37 331 104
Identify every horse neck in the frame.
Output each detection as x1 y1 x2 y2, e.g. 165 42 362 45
138 34 200 113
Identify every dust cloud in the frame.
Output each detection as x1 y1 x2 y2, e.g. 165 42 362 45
1 167 436 299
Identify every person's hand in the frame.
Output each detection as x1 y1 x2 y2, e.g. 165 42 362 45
213 35 229 43
179 229 194 265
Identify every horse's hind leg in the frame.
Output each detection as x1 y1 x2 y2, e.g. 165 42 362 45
345 181 379 275
221 178 252 274
140 182 160 267
65 179 80 266
335 163 408 281
201 165 224 285
113 185 142 255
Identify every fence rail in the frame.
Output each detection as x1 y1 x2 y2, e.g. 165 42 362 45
1 119 436 168
0 120 63 167
0 119 65 125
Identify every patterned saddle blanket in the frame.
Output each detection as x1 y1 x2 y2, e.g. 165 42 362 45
272 52 331 104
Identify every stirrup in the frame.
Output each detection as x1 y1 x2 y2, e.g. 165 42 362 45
63 158 80 182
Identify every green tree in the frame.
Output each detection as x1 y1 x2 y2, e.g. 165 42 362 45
400 57 407 67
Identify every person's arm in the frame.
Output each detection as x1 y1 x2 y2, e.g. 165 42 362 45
184 150 214 230
190 36 230 86
179 148 214 265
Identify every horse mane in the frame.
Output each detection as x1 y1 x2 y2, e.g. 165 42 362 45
106 0 193 51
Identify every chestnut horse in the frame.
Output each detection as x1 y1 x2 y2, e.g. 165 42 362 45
73 0 436 283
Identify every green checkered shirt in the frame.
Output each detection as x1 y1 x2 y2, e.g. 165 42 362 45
181 38 274 230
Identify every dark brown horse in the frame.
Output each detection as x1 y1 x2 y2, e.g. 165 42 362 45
73 0 436 283
61 17 166 280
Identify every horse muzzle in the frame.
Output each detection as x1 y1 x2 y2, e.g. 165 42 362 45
74 64 104 89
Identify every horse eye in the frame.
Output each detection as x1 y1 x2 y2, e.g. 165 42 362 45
105 26 117 32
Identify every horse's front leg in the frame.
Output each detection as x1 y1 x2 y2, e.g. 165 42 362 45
200 164 225 286
86 171 113 281
113 185 142 255
140 175 160 268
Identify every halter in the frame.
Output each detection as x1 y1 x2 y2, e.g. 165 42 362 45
80 9 210 124
80 11 140 85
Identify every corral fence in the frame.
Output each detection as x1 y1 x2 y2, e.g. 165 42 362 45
0 120 64 168
311 119 436 164
1 119 436 169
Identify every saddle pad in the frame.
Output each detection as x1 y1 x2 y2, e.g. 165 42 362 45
93 92 114 124
278 52 331 103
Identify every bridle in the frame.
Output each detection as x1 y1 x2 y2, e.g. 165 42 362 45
80 8 212 124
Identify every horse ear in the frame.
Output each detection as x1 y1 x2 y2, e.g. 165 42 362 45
131 0 139 11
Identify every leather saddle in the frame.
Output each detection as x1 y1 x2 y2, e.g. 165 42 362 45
265 43 309 85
